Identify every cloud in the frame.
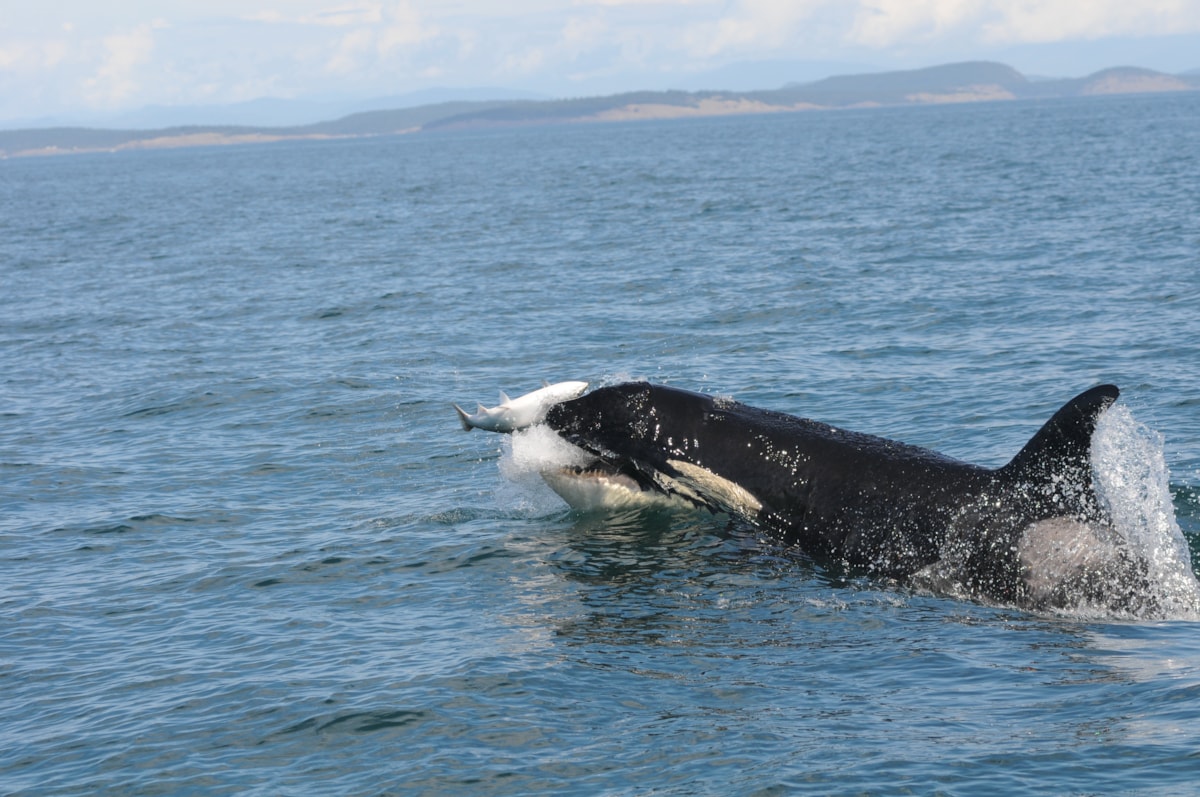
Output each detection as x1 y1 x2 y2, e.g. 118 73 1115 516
242 3 383 27
982 0 1200 44
321 1 441 74
377 1 437 53
848 0 986 49
0 39 68 72
306 4 385 27
562 14 610 49
326 28 377 75
82 20 168 108
846 0 1200 50
5 0 1200 123
579 0 714 5
502 47 548 75
681 0 835 58
489 10 610 79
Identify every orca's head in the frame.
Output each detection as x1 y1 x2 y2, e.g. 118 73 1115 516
543 382 659 445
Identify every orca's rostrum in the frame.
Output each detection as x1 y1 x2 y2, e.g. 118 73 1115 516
459 381 1153 612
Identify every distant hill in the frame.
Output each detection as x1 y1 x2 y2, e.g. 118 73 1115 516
4 61 1198 158
1 87 549 131
769 61 1029 105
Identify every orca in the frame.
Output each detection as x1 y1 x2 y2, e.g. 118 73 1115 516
541 382 1153 612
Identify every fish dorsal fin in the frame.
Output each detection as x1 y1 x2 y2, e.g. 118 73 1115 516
998 384 1119 512
476 403 487 414
542 380 551 388
498 391 511 406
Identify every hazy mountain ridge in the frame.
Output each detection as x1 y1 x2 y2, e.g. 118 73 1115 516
4 61 1197 158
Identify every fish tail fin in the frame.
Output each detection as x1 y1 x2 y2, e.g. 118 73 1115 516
454 404 474 432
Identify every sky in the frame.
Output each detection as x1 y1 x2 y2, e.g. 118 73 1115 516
3 0 1200 126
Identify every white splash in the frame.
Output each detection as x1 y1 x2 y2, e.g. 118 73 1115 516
495 424 595 514
1092 404 1200 619
498 424 702 514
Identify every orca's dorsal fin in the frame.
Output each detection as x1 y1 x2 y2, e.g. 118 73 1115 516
498 391 511 406
998 385 1119 502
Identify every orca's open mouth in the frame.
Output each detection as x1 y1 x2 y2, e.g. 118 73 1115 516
540 460 700 513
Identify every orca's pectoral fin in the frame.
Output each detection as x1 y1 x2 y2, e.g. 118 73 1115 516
998 384 1119 513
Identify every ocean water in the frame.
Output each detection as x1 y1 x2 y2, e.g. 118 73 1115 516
2 92 1200 795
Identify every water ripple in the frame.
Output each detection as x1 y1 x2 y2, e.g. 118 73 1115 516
2 93 1200 795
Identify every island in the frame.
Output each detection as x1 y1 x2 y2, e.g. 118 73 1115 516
3 61 1197 159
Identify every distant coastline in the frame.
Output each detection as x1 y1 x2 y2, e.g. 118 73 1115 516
3 61 1197 159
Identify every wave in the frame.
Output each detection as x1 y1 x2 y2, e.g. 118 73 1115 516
1090 405 1200 619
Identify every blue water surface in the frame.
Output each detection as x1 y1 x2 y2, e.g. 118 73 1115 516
2 92 1200 795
